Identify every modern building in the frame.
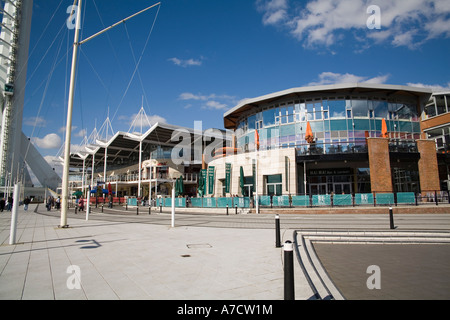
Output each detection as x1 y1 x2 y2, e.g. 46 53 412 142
209 83 437 198
66 115 229 200
66 83 450 203
422 91 450 190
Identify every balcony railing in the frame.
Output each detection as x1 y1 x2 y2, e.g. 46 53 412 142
295 139 418 157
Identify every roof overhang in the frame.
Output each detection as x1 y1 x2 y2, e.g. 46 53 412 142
65 122 230 168
224 83 433 130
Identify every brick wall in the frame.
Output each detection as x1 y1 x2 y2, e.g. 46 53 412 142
417 139 440 193
367 138 393 193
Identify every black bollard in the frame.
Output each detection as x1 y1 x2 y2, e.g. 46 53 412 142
235 204 238 215
226 204 229 215
275 214 281 248
136 207 139 215
284 240 295 300
101 205 103 213
149 206 151 215
389 207 395 230
160 204 162 213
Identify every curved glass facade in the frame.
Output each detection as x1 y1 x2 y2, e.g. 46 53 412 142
235 97 421 154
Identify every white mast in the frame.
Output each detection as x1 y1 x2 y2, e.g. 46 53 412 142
60 0 83 228
60 2 161 227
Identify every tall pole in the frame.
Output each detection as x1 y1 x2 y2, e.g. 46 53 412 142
171 183 175 228
60 0 82 228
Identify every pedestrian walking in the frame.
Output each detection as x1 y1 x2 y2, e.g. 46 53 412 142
7 196 12 211
23 197 30 211
78 196 84 212
56 196 61 210
46 196 52 211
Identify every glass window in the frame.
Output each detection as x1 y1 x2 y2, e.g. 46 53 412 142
352 100 368 117
347 110 352 118
307 103 314 120
296 103 306 122
263 108 277 127
267 174 282 184
328 100 346 118
425 104 437 117
436 96 447 115
248 114 256 131
373 101 388 118
279 104 287 124
287 105 294 123
314 102 322 120
396 103 414 120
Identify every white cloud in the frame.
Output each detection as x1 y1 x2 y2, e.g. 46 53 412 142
32 133 62 149
307 72 390 86
23 116 47 127
75 129 87 138
119 113 167 131
204 101 228 110
256 0 288 25
256 0 450 49
406 82 450 93
168 57 203 67
179 92 237 111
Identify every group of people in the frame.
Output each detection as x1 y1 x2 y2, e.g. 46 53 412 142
0 196 32 212
0 196 13 212
46 196 61 211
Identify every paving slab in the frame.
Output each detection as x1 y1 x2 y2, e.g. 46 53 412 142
0 205 289 300
1 204 450 300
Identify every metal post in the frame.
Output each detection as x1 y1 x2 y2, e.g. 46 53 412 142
171 187 175 228
136 206 139 215
235 204 237 215
226 204 229 215
61 0 83 228
389 207 395 230
284 240 295 300
149 206 151 215
275 214 281 248
9 184 20 245
86 190 90 221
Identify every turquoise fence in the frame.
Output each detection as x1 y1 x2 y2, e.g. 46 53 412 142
152 191 428 209
291 195 309 206
312 194 331 206
272 195 290 207
333 194 352 206
355 193 374 205
375 193 395 205
396 192 415 205
217 197 233 208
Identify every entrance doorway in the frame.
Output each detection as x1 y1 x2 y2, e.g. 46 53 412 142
333 183 352 195
310 183 327 195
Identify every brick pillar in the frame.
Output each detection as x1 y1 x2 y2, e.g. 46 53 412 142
367 138 393 193
417 139 440 192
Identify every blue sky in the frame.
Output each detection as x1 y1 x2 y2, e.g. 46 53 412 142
22 0 450 166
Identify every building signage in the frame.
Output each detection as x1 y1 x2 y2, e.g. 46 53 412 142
308 168 352 176
208 166 215 195
225 163 231 194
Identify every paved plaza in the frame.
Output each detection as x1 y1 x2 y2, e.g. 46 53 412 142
0 204 450 300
